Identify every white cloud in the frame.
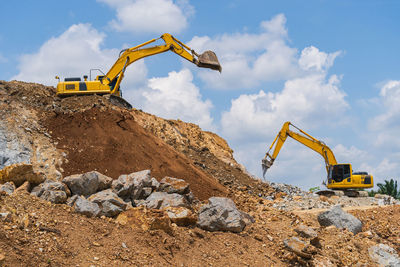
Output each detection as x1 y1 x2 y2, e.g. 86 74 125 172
299 46 341 72
213 26 348 188
221 71 348 141
188 14 341 90
12 23 148 87
131 68 214 130
188 14 298 89
368 80 400 149
99 0 193 34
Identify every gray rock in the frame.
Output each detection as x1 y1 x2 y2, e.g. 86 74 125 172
0 124 32 169
62 171 112 197
40 190 67 204
0 182 16 195
375 194 399 205
197 197 249 233
142 187 153 199
112 170 153 201
31 180 70 204
31 180 70 197
159 177 190 195
294 224 318 239
141 192 189 209
317 205 363 234
150 177 160 190
368 243 400 267
74 196 101 217
88 189 127 217
184 191 197 204
66 195 79 207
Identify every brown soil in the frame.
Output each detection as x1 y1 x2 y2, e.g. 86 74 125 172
1 81 400 266
43 108 226 201
1 191 399 266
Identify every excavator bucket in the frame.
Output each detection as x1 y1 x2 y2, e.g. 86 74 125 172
197 51 222 72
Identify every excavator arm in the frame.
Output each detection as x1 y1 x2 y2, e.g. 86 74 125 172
262 122 337 176
56 33 221 99
102 33 221 94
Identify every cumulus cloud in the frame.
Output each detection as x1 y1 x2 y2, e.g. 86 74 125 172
188 14 341 90
368 80 400 149
98 0 193 34
221 72 348 141
211 22 348 188
132 69 214 130
12 24 147 86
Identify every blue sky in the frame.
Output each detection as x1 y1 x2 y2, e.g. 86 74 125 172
1 0 399 189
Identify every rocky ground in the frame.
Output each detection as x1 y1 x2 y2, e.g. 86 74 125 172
0 80 399 266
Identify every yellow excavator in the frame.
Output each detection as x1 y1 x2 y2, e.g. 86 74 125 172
55 33 221 107
262 122 373 195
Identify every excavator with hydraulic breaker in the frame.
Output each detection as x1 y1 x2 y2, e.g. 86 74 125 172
55 33 221 108
262 122 373 196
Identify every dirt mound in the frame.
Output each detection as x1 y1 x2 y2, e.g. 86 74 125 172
43 107 226 200
133 110 237 167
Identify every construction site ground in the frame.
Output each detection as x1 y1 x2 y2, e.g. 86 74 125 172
0 80 399 266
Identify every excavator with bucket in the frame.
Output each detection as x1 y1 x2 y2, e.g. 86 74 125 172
55 33 221 108
262 122 373 196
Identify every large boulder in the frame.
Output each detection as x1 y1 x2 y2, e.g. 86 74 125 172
368 243 400 267
88 189 127 217
112 170 153 201
141 192 189 209
0 182 16 195
197 197 251 233
41 190 68 204
73 196 101 217
317 205 363 234
31 180 70 204
159 177 190 195
62 171 112 197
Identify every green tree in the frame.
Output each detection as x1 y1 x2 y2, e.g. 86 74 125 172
377 179 400 199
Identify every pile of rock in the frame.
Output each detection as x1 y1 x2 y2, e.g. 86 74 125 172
269 182 307 197
18 169 253 233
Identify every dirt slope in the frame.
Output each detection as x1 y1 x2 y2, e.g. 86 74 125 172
1 81 400 266
43 108 226 200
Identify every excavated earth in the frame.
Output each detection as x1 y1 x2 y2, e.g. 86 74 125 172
0 80 399 266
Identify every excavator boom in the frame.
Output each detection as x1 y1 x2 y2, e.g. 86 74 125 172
56 33 221 99
262 122 337 176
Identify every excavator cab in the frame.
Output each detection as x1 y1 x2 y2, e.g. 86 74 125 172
328 164 351 183
327 164 373 189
